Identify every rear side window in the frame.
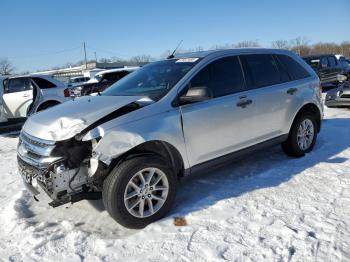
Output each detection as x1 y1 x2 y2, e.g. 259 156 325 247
240 54 281 89
190 56 245 98
277 55 310 80
32 77 56 89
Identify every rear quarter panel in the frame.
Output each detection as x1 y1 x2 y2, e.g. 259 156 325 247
282 77 323 134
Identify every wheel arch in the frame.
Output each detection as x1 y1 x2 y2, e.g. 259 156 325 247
290 103 322 133
107 140 185 179
36 100 61 111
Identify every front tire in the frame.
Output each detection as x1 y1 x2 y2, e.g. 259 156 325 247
102 156 176 229
282 112 318 157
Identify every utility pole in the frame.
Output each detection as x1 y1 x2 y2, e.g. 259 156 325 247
94 52 98 63
83 42 87 69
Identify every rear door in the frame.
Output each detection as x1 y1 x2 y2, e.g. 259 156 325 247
180 56 255 166
239 54 291 141
3 77 33 118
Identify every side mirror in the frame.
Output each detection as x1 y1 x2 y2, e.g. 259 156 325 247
179 86 212 104
337 74 347 83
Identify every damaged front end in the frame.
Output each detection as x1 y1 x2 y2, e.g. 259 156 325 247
17 131 107 207
17 96 155 207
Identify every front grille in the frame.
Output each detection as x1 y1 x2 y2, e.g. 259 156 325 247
20 132 54 148
18 156 45 180
340 94 350 99
18 132 61 169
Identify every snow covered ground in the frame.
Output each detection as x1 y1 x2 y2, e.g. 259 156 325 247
0 107 350 262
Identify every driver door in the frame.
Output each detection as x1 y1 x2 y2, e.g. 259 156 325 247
3 77 33 119
179 56 254 167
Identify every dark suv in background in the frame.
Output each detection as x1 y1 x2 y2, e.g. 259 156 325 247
302 54 343 90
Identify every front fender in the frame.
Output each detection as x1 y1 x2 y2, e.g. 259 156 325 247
92 109 190 169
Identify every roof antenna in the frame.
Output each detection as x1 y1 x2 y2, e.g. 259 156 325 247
167 40 183 59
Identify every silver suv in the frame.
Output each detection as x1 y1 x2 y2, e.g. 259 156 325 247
17 49 323 229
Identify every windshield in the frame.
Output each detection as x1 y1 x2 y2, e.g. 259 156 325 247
102 58 200 100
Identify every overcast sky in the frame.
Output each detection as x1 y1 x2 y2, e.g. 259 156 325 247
1 0 349 72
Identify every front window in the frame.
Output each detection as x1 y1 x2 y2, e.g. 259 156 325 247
102 59 200 101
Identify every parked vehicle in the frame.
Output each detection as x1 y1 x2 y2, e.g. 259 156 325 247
338 58 350 78
0 75 71 125
302 54 343 90
67 76 90 87
17 49 323 229
71 67 139 96
325 77 350 108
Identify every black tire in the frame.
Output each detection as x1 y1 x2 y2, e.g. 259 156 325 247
102 156 176 229
282 112 318 157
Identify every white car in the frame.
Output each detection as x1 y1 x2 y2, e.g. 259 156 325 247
0 74 71 124
72 67 139 96
67 76 90 87
86 67 139 84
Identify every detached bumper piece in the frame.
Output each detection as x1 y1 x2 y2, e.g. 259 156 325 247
48 191 102 208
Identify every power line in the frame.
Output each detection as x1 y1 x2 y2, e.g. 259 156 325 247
7 46 82 59
86 45 128 58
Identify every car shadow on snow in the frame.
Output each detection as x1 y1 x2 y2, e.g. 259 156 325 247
171 117 350 218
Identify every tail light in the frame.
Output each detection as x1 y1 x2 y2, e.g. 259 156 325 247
63 88 70 97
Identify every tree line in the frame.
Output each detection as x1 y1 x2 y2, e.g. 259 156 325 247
1 37 350 75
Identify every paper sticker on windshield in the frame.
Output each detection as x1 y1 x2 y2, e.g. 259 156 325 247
176 58 199 63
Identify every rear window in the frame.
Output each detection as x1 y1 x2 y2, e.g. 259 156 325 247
32 77 56 89
240 54 281 89
277 55 310 80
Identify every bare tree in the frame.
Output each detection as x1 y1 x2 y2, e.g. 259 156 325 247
234 40 260 48
129 54 153 63
271 40 289 49
0 58 15 75
290 37 310 56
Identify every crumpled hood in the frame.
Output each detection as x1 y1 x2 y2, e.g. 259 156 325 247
23 95 143 141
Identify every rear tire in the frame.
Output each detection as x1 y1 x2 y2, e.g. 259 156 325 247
282 112 317 157
102 156 176 229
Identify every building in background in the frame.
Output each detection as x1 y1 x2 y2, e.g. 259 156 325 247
32 61 148 83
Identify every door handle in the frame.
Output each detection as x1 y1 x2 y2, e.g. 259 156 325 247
287 88 298 95
236 99 252 108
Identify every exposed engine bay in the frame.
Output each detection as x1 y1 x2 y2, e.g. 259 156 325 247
17 99 147 207
17 132 107 207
